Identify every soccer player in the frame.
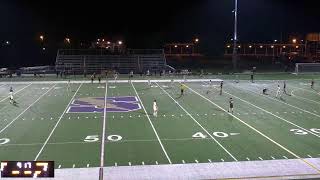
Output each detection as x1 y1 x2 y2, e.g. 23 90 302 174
250 74 254 83
148 78 151 87
90 74 94 83
129 70 133 82
114 72 118 84
146 69 150 76
98 75 101 84
275 84 281 98
263 88 268 95
180 83 185 96
67 80 71 95
170 79 174 88
228 98 234 114
220 81 223 95
153 100 158 117
9 87 14 104
311 79 314 89
206 80 212 94
283 81 287 94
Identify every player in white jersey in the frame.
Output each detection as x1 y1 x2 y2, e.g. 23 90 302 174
275 84 281 98
114 72 118 83
153 100 158 117
67 80 71 95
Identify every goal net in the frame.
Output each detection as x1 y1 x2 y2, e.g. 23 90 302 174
295 63 320 74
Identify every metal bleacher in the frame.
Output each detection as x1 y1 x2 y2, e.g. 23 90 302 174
55 49 174 74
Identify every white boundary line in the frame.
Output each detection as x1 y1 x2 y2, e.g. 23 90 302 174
290 89 320 105
203 82 320 138
34 83 83 160
237 84 320 118
0 83 32 103
155 82 238 161
131 82 172 164
100 80 108 168
0 84 55 135
184 84 320 173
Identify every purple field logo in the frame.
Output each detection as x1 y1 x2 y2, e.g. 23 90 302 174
67 96 141 113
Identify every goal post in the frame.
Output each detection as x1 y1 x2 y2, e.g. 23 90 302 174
295 63 320 75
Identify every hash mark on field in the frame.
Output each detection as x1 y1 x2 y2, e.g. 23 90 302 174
85 117 88 119
205 114 207 116
128 162 131 166
258 157 263 160
182 160 185 164
68 117 71 119
138 115 141 117
283 156 288 159
171 115 174 117
208 159 212 163
246 157 250 161
212 114 216 116
163 115 166 117
307 155 313 158
87 164 89 167
77 117 80 119
41 118 44 120
155 161 158 165
284 112 287 114
72 164 75 168
291 112 295 114
195 159 199 163
58 165 61 168
271 156 275 160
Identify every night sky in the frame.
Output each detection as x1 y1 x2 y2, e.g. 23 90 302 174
0 0 320 67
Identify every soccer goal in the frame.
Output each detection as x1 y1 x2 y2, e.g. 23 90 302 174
295 63 320 74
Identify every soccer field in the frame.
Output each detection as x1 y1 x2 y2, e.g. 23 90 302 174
0 76 320 179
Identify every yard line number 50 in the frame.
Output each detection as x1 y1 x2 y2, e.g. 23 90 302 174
84 135 122 142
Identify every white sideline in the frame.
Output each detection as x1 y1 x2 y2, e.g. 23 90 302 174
0 79 222 84
155 82 238 161
131 82 172 164
0 84 55 135
185 84 320 173
34 83 83 160
206 83 320 139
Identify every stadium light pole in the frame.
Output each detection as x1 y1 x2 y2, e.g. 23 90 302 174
232 0 238 72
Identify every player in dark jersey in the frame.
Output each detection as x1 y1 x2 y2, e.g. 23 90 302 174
220 81 223 95
311 79 314 89
228 98 234 114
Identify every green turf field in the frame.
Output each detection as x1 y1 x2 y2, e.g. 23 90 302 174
0 75 320 178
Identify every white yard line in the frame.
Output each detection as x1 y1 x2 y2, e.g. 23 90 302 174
207 84 320 138
239 84 320 118
131 82 172 164
185 84 320 173
0 83 32 103
0 84 55 135
100 80 108 168
155 82 237 161
34 83 83 160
